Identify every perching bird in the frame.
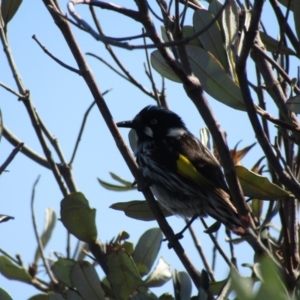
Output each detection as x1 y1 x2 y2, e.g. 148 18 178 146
117 105 244 235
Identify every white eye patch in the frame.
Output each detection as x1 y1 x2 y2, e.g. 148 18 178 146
144 126 153 137
167 128 186 137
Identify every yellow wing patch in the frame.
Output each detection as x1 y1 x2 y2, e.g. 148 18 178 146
176 154 214 189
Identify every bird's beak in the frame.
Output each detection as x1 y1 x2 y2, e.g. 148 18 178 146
117 120 139 130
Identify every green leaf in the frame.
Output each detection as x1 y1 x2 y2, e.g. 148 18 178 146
208 0 223 26
110 172 132 185
151 46 246 110
34 208 56 264
259 32 296 55
193 9 230 73
236 165 290 199
71 261 105 300
1 0 22 26
131 286 158 300
98 172 136 192
122 241 134 255
145 257 171 288
254 258 289 300
186 45 245 110
48 293 68 300
286 94 300 113
133 228 162 276
222 0 239 81
158 293 174 300
28 293 65 300
161 26 202 47
110 200 172 221
0 256 31 283
98 178 134 191
65 290 83 300
251 198 264 222
28 294 50 300
172 270 192 300
107 249 143 300
182 26 202 47
52 258 76 287
0 288 12 300
60 192 97 243
209 279 227 295
150 50 181 83
230 272 253 300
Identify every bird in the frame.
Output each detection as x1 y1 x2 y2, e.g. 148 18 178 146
117 105 245 235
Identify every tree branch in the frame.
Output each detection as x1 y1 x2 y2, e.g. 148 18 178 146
3 126 50 169
43 0 203 288
32 35 81 74
0 142 23 174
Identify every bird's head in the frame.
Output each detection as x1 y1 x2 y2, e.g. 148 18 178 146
117 105 187 140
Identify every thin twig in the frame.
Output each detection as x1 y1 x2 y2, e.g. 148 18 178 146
159 77 168 109
16 255 24 268
0 142 23 174
255 67 270 140
255 106 300 132
30 176 58 284
89 6 156 99
147 2 164 22
269 0 300 57
65 0 229 50
225 229 237 268
32 35 81 74
253 44 300 94
3 126 49 169
67 231 71 259
0 248 20 265
83 0 141 21
0 23 68 197
0 81 25 98
142 29 160 104
180 0 189 28
86 53 129 81
212 231 218 271
69 100 96 165
35 111 68 165
200 218 235 269
69 88 113 165
273 0 291 61
186 219 216 282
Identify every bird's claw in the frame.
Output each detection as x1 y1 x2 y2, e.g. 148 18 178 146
163 232 184 249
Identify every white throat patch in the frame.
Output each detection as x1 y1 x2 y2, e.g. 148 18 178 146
167 128 186 137
144 126 153 137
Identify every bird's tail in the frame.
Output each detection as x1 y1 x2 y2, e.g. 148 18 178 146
208 189 245 235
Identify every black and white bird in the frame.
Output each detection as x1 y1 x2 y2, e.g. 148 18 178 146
117 105 244 235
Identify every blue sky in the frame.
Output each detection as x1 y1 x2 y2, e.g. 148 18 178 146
0 1 297 299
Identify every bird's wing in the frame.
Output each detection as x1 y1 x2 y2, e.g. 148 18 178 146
176 154 216 190
173 133 230 193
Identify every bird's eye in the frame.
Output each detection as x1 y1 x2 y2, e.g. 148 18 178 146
150 119 157 125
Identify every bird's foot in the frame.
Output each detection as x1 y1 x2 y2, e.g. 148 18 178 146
163 215 199 248
132 178 153 192
163 232 184 249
